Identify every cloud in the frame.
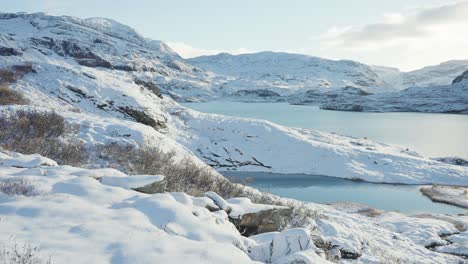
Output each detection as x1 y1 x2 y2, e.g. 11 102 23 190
167 42 255 58
318 1 468 70
320 1 468 50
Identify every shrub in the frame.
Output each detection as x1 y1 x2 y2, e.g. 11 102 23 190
97 142 245 197
0 243 51 264
0 63 33 85
0 110 87 166
0 178 38 196
0 86 28 105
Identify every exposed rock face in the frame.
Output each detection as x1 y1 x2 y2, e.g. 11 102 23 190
231 208 292 236
132 179 167 194
30 37 113 68
231 89 281 98
433 157 468 167
0 46 22 56
452 70 468 84
134 79 163 98
118 106 167 130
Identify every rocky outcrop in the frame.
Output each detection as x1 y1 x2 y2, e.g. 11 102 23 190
231 89 281 98
132 179 167 194
134 79 163 98
0 46 22 56
452 70 468 84
30 37 113 68
433 157 468 167
118 106 167 130
230 207 292 236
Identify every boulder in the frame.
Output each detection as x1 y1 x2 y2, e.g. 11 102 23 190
134 79 163 98
248 228 328 263
231 207 292 236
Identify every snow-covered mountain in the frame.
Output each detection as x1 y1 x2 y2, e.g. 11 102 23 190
1 12 468 263
373 60 468 90
189 52 396 95
313 70 468 114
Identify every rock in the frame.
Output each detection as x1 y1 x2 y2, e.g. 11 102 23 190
118 106 167 130
0 46 22 56
452 70 468 84
134 79 163 98
433 157 468 167
204 191 231 212
132 178 166 194
100 175 166 193
30 37 113 69
231 89 281 98
248 228 324 263
231 207 292 236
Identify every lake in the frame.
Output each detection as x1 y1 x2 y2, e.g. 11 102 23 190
224 171 466 215
182 101 468 159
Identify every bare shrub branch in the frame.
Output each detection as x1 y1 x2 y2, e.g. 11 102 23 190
0 178 38 196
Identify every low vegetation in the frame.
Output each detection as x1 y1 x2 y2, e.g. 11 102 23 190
0 243 51 264
0 178 38 196
97 142 246 197
0 110 86 166
0 86 28 105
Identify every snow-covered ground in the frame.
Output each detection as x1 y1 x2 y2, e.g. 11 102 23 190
1 151 466 263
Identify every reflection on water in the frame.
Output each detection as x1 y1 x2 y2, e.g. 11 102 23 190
223 171 467 215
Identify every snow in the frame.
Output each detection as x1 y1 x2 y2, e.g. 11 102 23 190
0 151 58 168
204 191 230 211
226 197 288 217
189 51 396 95
1 12 468 262
1 152 465 263
1 12 467 186
174 108 468 185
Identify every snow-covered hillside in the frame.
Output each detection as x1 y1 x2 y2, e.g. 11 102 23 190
316 71 468 114
373 60 468 90
189 52 396 95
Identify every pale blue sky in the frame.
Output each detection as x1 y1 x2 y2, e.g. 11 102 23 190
2 0 467 70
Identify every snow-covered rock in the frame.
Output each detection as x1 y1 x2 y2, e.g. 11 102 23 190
248 228 329 263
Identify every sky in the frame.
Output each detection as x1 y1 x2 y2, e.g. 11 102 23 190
2 0 468 71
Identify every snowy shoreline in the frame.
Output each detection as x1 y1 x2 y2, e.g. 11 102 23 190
420 185 468 209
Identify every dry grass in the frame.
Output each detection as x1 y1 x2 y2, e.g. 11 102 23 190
0 178 38 196
0 110 87 166
97 142 245 197
0 86 28 105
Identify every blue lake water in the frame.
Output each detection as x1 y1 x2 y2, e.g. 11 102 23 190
183 101 468 159
224 171 466 215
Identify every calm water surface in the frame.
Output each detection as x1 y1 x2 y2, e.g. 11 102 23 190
224 171 466 215
183 101 468 159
